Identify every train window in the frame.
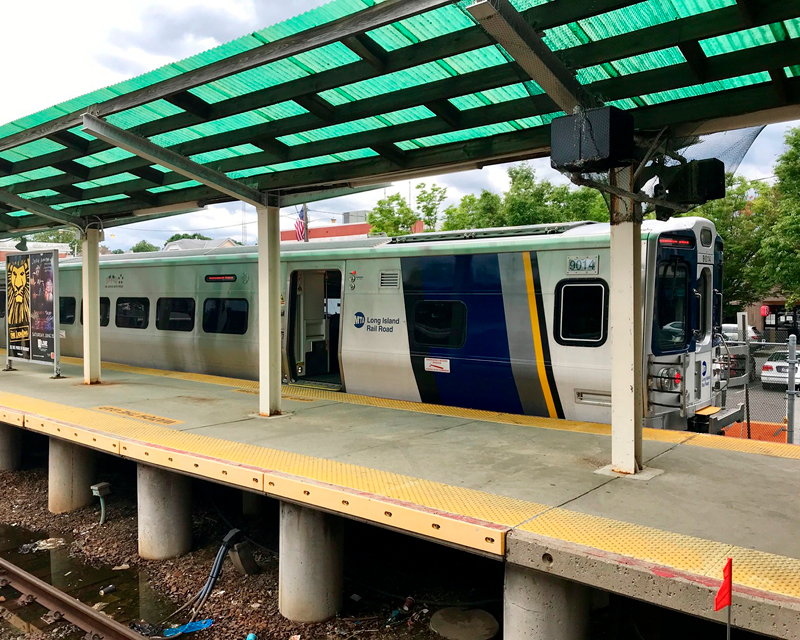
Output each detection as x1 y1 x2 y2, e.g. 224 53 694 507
0 291 5 318
80 298 111 327
203 298 248 335
655 261 690 352
412 301 467 348
554 280 608 347
156 298 195 332
59 297 76 325
116 298 150 330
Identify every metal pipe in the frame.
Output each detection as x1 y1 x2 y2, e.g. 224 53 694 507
787 334 797 444
99 495 106 526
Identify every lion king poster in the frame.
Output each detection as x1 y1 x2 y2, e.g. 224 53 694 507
6 253 31 360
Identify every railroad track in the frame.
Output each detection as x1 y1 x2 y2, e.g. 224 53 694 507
0 556 145 640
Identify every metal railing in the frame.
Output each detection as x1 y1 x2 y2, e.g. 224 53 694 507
716 335 798 444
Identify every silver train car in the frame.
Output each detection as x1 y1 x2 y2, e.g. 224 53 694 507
1 218 727 430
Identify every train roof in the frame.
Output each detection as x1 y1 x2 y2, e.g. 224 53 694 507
2 218 717 270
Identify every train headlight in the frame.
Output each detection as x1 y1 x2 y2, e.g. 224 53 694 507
655 367 682 392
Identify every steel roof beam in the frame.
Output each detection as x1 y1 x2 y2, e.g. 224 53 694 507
342 35 387 73
165 91 212 120
0 212 20 229
467 0 592 113
0 189 84 229
81 114 266 208
5 0 792 181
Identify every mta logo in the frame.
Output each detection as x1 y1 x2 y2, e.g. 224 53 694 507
354 312 366 329
702 361 708 376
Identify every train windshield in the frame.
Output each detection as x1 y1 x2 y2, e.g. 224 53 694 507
655 260 690 352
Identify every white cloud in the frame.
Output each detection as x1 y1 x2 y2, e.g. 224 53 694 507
2 1 797 250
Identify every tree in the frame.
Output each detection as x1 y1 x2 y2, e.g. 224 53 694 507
415 183 447 231
759 126 800 306
442 190 505 231
504 164 560 227
368 193 418 236
111 249 124 255
164 232 212 247
130 240 159 253
30 229 80 255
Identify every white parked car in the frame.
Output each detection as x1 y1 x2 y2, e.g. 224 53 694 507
721 324 764 343
761 352 800 390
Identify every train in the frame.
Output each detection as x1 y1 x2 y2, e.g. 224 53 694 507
1 217 730 431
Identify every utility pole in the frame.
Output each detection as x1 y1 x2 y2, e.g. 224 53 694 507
303 203 309 242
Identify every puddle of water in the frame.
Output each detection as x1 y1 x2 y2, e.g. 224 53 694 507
0 523 174 637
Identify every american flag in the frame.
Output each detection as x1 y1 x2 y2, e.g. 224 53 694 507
294 208 305 242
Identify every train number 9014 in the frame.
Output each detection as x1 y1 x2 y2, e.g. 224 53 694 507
567 256 599 275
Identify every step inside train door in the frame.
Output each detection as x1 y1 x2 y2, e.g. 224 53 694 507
287 269 342 388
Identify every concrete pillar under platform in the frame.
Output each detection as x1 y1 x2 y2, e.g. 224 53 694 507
48 439 96 514
0 424 21 471
279 502 343 623
137 464 192 560
504 564 590 640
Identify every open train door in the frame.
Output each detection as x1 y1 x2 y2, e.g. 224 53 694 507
286 268 343 388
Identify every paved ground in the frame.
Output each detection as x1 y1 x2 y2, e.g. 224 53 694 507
1 357 799 637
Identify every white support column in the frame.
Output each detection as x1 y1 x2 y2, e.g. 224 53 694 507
48 439 96 513
504 564 590 640
0 424 21 471
257 205 282 416
609 166 643 475
137 464 192 559
279 502 343 622
81 228 102 384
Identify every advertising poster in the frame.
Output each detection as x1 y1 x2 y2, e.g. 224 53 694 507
6 253 31 360
29 252 56 362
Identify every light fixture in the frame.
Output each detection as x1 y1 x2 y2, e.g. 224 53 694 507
14 237 28 252
131 201 205 217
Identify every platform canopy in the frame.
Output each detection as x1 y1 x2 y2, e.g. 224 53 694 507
0 0 799 237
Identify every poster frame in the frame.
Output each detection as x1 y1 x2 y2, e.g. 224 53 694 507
4 249 61 378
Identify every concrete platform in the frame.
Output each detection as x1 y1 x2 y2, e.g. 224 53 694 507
1 353 799 638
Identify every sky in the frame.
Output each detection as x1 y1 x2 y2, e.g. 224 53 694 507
3 0 797 250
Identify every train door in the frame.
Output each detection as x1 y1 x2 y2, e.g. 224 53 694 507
287 269 342 387
690 225 716 408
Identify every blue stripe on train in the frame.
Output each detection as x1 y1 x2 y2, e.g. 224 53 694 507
401 254 524 414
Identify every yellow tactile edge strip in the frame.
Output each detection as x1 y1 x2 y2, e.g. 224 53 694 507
3 348 798 459
0 390 552 556
518 509 800 601
2 391 799 603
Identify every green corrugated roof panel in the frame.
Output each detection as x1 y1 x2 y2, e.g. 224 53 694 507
148 179 202 194
18 189 60 199
278 106 433 146
700 21 795 56
578 47 687 85
366 3 475 52
319 45 507 106
640 71 770 105
450 83 539 110
74 147 136 168
0 138 66 163
74 173 140 190
396 122 520 150
105 100 186 131
191 42 361 105
545 0 734 51
0 175 29 188
190 144 263 165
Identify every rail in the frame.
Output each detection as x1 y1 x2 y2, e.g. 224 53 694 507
0 556 145 640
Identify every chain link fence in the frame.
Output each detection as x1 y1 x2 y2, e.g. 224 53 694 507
719 336 798 443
